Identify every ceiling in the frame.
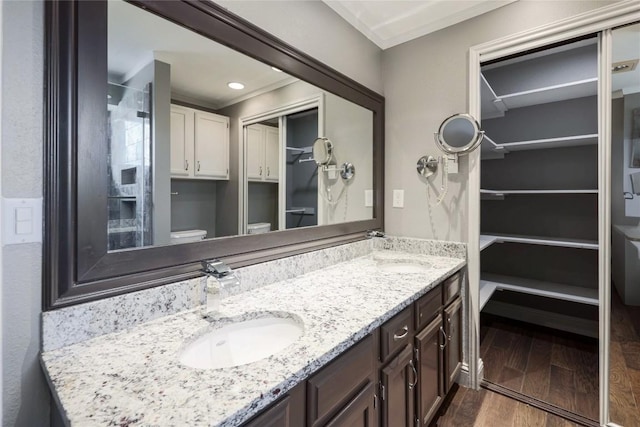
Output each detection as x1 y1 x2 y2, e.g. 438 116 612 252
323 0 517 50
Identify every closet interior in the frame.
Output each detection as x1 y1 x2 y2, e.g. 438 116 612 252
479 37 600 421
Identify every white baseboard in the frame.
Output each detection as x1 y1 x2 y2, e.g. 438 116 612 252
456 359 484 390
457 362 472 388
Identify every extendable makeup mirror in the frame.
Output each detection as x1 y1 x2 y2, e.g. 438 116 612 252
434 113 484 155
417 113 484 205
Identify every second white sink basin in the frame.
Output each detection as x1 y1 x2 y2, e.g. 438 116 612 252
377 262 432 274
179 313 304 370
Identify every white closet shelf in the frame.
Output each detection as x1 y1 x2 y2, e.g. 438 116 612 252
480 235 498 251
480 233 598 250
286 146 312 153
494 77 598 110
480 273 599 309
482 134 597 156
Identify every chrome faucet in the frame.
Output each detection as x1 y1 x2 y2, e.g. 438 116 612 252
201 259 239 317
366 230 386 239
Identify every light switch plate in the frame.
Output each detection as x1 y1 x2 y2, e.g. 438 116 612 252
3 198 42 245
364 189 373 207
392 189 404 208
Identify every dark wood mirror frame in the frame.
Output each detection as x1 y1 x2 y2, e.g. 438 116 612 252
44 0 385 310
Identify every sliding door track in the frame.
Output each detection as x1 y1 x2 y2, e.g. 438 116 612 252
480 379 599 427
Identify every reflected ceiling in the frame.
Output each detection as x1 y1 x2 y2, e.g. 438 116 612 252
108 1 296 108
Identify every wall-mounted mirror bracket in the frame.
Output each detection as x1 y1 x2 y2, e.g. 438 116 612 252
416 155 438 178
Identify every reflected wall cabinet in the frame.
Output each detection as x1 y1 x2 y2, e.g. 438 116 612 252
247 123 280 182
170 104 230 180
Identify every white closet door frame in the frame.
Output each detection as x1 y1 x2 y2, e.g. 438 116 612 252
467 2 639 425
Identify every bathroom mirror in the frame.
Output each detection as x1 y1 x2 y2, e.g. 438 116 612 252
312 138 334 166
44 0 384 309
434 113 484 155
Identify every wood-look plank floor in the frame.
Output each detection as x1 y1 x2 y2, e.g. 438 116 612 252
431 385 582 427
480 315 599 422
609 286 640 426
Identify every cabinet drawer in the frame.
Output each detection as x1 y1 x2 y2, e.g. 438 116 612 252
380 306 414 363
415 285 442 331
443 270 462 306
307 335 375 427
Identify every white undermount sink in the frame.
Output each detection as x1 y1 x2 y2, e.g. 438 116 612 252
376 262 432 274
179 313 304 370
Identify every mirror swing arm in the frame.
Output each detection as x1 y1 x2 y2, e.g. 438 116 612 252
44 0 384 310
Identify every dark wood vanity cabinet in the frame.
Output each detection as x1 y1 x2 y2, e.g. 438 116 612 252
415 315 445 426
307 335 376 427
244 383 305 427
241 269 463 427
379 270 463 427
380 344 416 427
324 382 377 427
443 296 462 394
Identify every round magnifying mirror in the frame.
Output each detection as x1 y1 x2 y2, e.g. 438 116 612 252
312 137 333 166
435 113 484 155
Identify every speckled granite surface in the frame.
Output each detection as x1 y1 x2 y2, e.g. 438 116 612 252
41 247 464 426
42 237 465 352
41 240 373 352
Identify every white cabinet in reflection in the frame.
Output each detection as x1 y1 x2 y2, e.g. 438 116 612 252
170 104 229 180
246 123 280 182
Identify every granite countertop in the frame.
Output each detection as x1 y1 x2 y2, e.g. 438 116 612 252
41 249 465 426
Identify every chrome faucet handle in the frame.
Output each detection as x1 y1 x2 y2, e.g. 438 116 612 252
366 230 386 238
202 259 231 277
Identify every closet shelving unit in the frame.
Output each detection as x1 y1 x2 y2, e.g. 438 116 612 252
478 39 600 332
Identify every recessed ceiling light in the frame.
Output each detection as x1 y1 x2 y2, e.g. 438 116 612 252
227 82 245 90
271 66 282 73
612 59 638 73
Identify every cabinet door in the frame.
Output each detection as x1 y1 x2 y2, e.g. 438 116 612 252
244 396 291 427
194 111 229 179
170 105 194 177
443 297 462 394
324 382 376 427
415 316 444 427
246 124 264 181
380 344 415 427
307 336 375 427
264 126 280 182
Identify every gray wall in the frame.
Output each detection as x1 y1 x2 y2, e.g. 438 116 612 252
2 1 49 426
382 0 617 242
170 180 217 238
217 0 383 95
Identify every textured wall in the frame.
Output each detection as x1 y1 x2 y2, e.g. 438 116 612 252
382 0 618 242
1 1 49 426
